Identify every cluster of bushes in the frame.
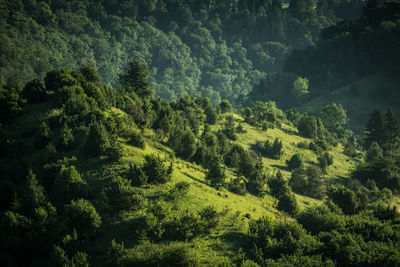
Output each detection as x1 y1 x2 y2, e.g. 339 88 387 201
240 101 286 130
131 205 220 243
254 138 283 160
247 197 400 266
268 171 299 215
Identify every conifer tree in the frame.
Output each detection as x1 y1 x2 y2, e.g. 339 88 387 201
383 109 399 151
364 109 385 149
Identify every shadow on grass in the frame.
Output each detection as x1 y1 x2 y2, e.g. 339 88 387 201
271 164 289 172
182 171 207 185
220 231 249 249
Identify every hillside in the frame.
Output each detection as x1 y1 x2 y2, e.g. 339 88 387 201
2 65 400 266
297 74 400 133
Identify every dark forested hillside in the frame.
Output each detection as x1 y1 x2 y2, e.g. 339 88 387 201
0 0 362 104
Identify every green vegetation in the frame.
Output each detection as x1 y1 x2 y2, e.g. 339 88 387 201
1 1 400 266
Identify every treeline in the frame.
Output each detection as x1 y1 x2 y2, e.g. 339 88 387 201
0 0 364 105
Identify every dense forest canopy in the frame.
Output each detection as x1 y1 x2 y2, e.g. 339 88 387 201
0 0 367 105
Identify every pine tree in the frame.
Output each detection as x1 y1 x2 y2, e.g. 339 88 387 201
364 109 385 149
206 161 226 188
120 61 153 100
383 109 399 151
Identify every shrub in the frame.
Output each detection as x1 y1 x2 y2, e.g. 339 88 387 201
287 154 303 170
219 100 232 114
254 138 283 159
106 142 125 162
166 181 190 201
64 199 102 235
228 176 247 195
129 130 145 149
206 161 226 188
143 155 173 184
199 206 220 232
104 176 145 216
127 164 148 186
54 165 87 204
318 152 333 174
83 122 110 156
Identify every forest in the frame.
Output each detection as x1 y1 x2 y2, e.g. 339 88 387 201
1 0 400 266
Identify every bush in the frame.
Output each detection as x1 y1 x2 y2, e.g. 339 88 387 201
289 166 324 199
64 199 102 235
164 212 207 241
35 122 52 148
166 181 190 201
143 155 173 184
254 138 283 160
129 130 145 149
219 100 232 114
106 142 125 162
83 122 110 156
318 152 333 174
206 161 226 188
131 212 164 241
54 165 87 204
199 206 220 232
127 164 148 186
327 186 359 215
228 176 247 195
287 154 303 170
104 176 145 216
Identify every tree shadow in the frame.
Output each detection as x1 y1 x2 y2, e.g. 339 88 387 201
270 164 289 172
182 171 207 185
220 231 249 250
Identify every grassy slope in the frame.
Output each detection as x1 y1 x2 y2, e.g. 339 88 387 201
3 104 360 265
297 74 400 133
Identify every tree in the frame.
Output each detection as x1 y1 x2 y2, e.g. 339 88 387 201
297 114 317 138
320 103 347 137
383 109 399 151
223 115 237 140
64 199 102 235
22 79 47 104
143 155 173 184
290 166 324 198
318 152 333 174
219 100 232 113
288 0 316 20
44 68 76 92
83 122 110 156
366 142 383 163
291 76 309 97
287 154 303 170
277 190 299 215
364 109 385 149
79 64 101 84
120 61 153 100
206 161 226 188
0 85 25 123
104 176 145 216
54 165 86 204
